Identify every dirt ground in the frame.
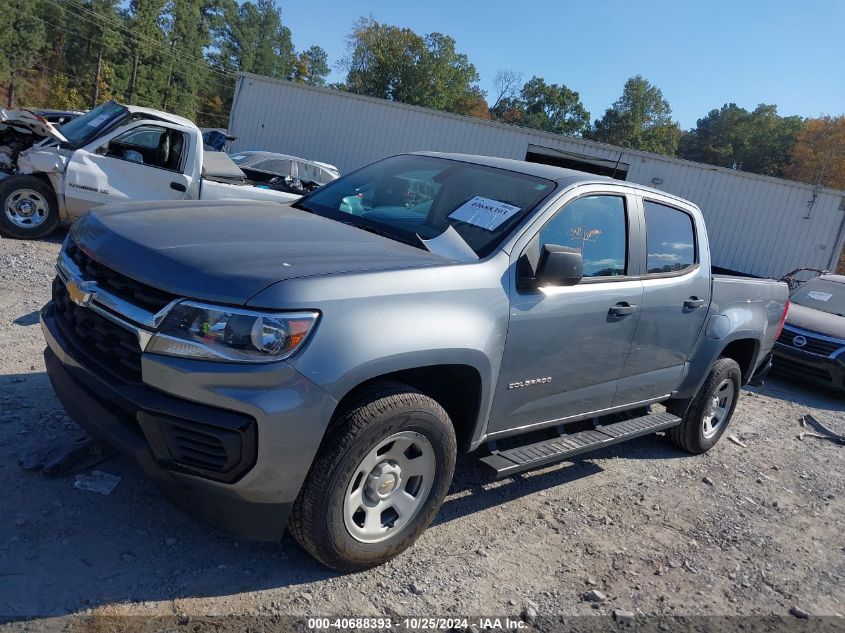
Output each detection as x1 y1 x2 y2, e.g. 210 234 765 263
0 230 843 630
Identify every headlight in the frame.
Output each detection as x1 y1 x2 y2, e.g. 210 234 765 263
146 301 319 363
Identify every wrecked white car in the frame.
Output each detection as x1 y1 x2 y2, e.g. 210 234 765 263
0 101 301 239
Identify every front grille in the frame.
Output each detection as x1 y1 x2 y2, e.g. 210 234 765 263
52 277 142 382
777 328 844 357
66 239 175 313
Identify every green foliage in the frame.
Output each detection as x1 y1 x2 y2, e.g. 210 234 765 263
490 75 590 136
126 0 169 106
679 103 805 177
46 74 87 110
216 0 294 78
587 75 682 155
0 0 326 126
342 17 482 116
0 0 48 105
290 46 330 86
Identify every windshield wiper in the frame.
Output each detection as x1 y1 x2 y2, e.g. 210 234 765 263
291 200 315 213
340 220 423 249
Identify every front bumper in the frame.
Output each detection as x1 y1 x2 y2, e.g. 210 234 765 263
772 342 845 392
41 301 337 540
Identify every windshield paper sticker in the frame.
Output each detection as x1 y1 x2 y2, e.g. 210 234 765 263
420 225 478 262
805 290 832 301
448 196 521 231
86 114 110 127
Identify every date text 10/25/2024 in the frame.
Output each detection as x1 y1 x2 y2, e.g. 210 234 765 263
307 617 529 630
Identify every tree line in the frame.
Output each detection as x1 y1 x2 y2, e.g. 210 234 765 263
0 0 330 128
1 6 842 190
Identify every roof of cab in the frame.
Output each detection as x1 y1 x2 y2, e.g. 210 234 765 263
125 105 197 130
413 151 608 183
412 151 700 208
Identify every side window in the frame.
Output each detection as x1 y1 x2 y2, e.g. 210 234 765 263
104 125 186 171
260 159 294 176
644 200 696 274
318 167 336 184
539 195 627 278
298 162 321 182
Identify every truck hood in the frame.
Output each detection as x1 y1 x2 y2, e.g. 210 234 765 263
0 108 67 143
71 200 448 306
785 302 845 340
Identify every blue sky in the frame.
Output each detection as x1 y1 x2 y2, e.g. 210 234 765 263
282 0 845 129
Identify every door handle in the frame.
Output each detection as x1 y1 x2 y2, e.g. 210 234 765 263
684 297 706 309
609 302 637 317
170 182 187 192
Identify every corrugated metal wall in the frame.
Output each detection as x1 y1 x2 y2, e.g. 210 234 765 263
229 73 845 278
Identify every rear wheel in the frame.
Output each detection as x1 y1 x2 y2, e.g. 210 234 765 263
667 357 741 454
0 176 59 239
289 382 456 571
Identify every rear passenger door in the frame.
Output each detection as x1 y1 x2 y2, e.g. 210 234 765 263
614 198 711 405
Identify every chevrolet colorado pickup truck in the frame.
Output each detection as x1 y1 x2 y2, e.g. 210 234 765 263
41 153 789 571
0 101 298 239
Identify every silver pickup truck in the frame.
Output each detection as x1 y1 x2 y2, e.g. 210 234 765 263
40 153 789 571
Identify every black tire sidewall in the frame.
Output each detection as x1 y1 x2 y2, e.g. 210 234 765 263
0 177 59 239
689 359 742 452
318 402 455 568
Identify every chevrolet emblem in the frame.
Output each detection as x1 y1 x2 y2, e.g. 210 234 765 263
65 279 93 306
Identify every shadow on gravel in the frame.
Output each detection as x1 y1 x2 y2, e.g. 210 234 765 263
2 367 840 618
748 373 845 412
12 310 40 326
435 432 688 526
42 226 69 245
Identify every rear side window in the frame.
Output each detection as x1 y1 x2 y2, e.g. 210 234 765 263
644 200 696 274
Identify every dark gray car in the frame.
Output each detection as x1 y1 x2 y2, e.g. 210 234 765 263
773 274 845 391
41 153 788 570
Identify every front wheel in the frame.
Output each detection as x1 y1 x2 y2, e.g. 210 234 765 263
666 357 742 454
0 176 60 239
289 382 456 571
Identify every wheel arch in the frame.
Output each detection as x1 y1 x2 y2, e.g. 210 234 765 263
330 363 485 451
719 338 760 383
668 336 760 416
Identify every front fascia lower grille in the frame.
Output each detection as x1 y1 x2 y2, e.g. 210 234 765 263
777 325 845 358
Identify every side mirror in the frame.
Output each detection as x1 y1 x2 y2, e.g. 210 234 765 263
535 244 583 287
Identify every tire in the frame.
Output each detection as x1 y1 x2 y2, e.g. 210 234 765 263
289 381 457 571
666 357 742 454
0 176 60 239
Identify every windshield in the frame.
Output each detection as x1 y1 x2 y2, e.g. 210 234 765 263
791 278 845 316
58 101 128 148
294 155 555 257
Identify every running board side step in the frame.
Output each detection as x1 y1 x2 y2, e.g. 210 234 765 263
480 411 681 478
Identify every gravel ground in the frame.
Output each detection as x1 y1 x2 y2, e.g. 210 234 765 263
0 231 843 630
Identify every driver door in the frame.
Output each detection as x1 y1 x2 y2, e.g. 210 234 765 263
487 190 645 435
63 123 193 217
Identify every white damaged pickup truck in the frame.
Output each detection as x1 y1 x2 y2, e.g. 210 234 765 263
0 101 300 238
